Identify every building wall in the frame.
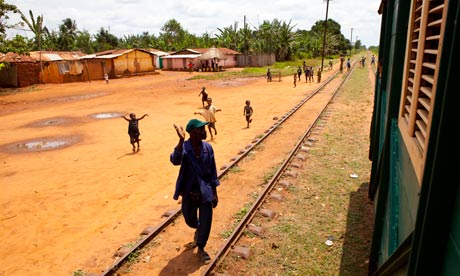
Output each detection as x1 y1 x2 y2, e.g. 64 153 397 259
113 50 154 76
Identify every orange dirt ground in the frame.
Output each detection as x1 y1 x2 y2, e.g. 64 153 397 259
0 67 338 275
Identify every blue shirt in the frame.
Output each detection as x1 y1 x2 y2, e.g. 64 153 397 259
170 139 220 203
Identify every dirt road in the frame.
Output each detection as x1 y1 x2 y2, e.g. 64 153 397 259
0 67 337 275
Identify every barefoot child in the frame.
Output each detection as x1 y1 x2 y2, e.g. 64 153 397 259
198 87 208 107
244 100 253 128
194 98 221 139
122 113 148 151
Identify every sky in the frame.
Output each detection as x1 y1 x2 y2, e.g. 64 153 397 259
6 0 382 47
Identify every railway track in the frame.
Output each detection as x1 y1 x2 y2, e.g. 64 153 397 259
92 62 357 276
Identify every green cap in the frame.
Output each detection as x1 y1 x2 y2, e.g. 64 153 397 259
186 119 208 133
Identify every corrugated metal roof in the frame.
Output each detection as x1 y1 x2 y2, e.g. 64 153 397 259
0 52 36 63
191 47 241 55
28 51 86 61
80 48 155 60
161 54 201 59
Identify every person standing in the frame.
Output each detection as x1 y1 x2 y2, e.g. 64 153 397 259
347 58 351 72
297 66 302 81
244 100 253 128
170 119 220 264
198 87 208 107
121 113 148 152
266 68 272 82
194 97 221 139
293 73 297 88
340 55 345 73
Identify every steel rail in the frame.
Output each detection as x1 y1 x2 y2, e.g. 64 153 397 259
202 61 357 275
97 67 349 276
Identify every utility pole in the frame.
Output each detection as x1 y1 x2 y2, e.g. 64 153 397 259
321 0 330 72
350 28 353 57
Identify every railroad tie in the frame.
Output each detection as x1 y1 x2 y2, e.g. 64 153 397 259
247 223 265 236
296 154 307 161
161 209 176 218
231 245 252 259
284 170 298 178
140 226 155 235
270 193 284 202
278 180 293 188
258 208 276 219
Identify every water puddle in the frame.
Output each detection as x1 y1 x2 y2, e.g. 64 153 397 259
51 92 107 103
26 117 75 127
89 112 123 119
1 136 80 153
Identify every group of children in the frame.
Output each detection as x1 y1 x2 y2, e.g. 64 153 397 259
122 86 254 151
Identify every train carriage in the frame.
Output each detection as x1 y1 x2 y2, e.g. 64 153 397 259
368 0 460 275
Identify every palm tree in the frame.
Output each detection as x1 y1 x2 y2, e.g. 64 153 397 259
274 19 297 61
18 9 46 51
216 22 240 51
58 18 77 51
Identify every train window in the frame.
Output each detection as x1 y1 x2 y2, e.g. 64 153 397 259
399 0 448 180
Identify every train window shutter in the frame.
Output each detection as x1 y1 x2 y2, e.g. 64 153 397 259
399 0 447 181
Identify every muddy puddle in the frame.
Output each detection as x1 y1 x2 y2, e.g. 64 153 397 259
89 112 123 119
1 136 80 153
25 117 76 127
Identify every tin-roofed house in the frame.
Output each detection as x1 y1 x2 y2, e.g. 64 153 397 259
161 49 201 71
81 48 157 80
29 51 87 84
0 52 40 88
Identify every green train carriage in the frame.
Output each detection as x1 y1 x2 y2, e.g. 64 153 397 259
368 0 460 275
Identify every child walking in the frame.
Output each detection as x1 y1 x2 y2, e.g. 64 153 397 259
244 100 253 128
194 98 221 139
198 87 208 107
122 113 148 152
293 73 297 87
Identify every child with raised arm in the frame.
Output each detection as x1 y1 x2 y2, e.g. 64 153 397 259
122 113 148 152
194 98 221 139
244 100 253 128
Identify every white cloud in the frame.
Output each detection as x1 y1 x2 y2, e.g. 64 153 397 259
7 0 381 46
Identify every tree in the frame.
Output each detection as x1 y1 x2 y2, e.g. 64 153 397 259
0 0 18 39
94 27 119 51
273 19 297 61
159 19 186 51
58 18 77 51
75 30 94 53
0 34 31 54
216 22 240 50
17 9 47 51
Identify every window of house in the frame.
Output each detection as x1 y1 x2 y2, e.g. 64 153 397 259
399 0 448 182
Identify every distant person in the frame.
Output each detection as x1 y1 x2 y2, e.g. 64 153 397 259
293 73 298 88
104 73 109 84
371 54 376 66
309 66 314 83
347 58 351 72
317 68 322 83
266 68 272 82
170 119 220 265
121 113 148 152
329 59 333 70
297 66 302 80
360 56 366 68
198 87 208 107
340 55 345 73
244 100 253 128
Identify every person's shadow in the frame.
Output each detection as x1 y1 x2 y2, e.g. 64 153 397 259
158 248 202 276
116 150 141 160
